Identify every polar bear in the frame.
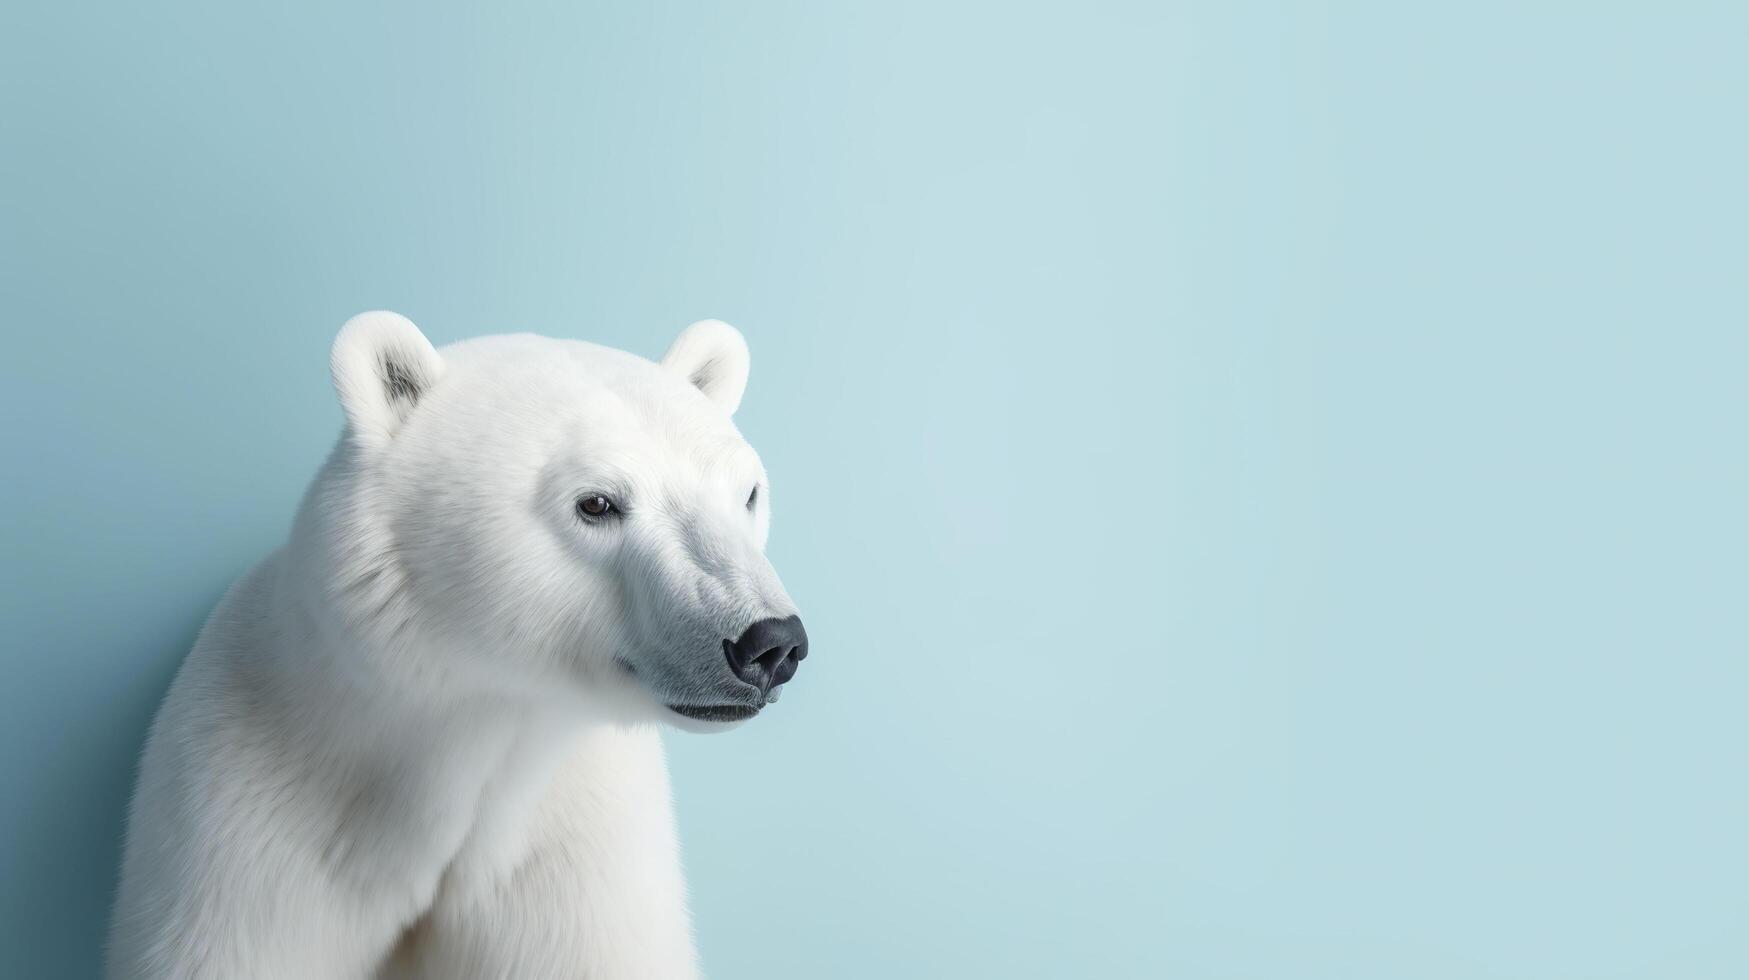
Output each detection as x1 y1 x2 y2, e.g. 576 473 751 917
107 313 809 979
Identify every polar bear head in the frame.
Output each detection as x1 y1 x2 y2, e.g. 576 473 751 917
320 311 807 731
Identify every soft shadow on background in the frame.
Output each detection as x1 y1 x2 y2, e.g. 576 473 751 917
3 3 1746 978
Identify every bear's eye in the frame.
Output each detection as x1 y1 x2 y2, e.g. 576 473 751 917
576 494 619 519
746 485 759 511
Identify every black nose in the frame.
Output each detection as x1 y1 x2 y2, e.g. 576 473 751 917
723 615 808 696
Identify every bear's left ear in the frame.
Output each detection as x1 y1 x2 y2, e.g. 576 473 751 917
330 311 444 451
661 319 750 415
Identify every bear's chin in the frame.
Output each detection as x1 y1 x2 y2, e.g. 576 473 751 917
663 703 762 733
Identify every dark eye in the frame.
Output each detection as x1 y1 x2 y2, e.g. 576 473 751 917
746 485 759 511
576 494 618 519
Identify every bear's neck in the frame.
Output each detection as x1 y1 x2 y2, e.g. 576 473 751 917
255 440 680 907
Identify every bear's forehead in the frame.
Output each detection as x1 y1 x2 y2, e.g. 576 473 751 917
446 335 692 405
442 333 754 467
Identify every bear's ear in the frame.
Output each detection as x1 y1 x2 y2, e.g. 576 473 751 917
330 311 444 450
661 319 750 415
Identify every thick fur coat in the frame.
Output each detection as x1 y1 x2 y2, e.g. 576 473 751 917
108 314 804 979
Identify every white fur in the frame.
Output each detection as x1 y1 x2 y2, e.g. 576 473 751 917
660 319 750 416
108 314 799 979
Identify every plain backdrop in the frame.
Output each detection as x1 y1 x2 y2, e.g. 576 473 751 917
2 3 1746 978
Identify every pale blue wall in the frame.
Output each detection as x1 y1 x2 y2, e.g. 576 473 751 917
3 3 1746 977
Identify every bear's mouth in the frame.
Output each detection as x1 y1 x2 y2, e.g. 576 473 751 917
667 703 761 722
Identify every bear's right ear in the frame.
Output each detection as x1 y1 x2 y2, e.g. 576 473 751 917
330 311 444 451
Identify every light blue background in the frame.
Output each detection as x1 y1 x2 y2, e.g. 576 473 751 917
3 3 1745 977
